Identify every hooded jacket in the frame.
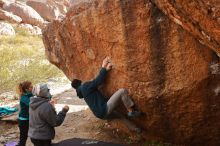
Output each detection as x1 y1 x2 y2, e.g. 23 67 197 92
76 68 108 119
28 84 67 140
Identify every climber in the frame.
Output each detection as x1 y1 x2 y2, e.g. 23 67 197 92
71 57 142 121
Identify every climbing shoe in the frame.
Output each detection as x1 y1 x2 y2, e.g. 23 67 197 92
127 110 142 118
134 127 142 134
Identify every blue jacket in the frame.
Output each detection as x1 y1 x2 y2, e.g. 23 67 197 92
18 92 33 120
76 68 108 119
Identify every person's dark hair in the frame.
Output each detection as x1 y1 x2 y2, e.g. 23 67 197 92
16 81 32 96
71 79 82 89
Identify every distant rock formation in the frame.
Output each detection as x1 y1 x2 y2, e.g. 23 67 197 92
0 22 15 35
26 0 70 22
69 0 91 6
0 9 22 23
42 0 220 145
0 0 15 8
26 0 60 22
3 2 45 28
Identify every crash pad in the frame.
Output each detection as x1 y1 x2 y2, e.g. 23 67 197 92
53 138 124 146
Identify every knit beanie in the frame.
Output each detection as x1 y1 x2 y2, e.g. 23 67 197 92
32 83 52 99
71 79 82 89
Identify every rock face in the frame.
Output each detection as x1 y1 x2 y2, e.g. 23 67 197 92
151 0 220 58
26 0 60 22
26 0 69 21
43 0 220 145
0 0 15 8
69 0 91 6
0 22 15 35
0 9 22 23
3 2 45 28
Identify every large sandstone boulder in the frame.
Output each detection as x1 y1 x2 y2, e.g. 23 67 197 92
26 1 60 22
69 0 91 6
0 0 15 8
3 2 45 28
151 0 220 57
26 0 69 21
52 0 69 14
0 9 22 23
42 0 220 145
0 22 15 35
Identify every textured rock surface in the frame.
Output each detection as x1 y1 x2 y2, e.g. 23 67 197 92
3 2 45 28
151 0 220 56
26 0 60 22
0 22 15 35
69 0 91 6
26 0 69 22
43 0 220 145
0 0 15 8
0 9 22 23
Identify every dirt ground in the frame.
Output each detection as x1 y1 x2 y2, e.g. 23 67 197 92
0 89 146 146
0 110 144 146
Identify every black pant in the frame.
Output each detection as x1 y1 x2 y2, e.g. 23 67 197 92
17 120 29 146
30 138 51 146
